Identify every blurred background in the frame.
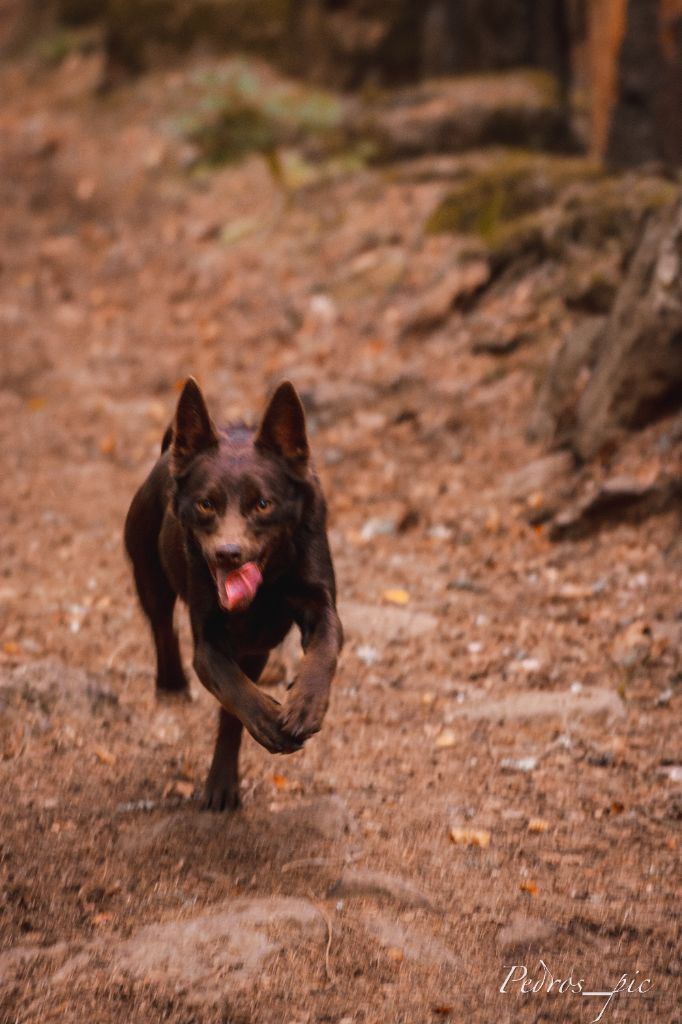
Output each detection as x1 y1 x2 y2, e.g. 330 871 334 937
0 3 681 1023
3 0 682 164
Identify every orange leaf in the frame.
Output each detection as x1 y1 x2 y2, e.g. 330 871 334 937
449 827 491 848
527 818 550 833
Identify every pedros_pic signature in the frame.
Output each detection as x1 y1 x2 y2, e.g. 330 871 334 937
500 959 653 1023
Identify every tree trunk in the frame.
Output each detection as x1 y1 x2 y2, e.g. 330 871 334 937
534 200 682 460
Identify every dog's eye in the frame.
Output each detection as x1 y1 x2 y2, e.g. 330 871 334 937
255 497 271 512
196 498 214 514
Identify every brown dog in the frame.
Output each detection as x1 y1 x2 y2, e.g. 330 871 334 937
124 379 343 810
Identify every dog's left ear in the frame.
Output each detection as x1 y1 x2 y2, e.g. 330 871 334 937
170 377 219 477
255 381 309 476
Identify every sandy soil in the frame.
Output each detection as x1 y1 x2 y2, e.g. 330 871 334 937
0 51 680 1024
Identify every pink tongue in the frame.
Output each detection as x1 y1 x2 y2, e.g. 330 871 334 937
222 562 263 612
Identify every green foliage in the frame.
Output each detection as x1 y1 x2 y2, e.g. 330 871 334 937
178 60 351 169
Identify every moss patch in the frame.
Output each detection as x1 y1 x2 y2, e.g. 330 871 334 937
425 152 602 240
425 152 680 270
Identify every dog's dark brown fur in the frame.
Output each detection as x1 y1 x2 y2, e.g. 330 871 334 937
124 378 343 810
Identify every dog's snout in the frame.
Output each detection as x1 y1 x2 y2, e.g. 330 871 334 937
215 543 242 568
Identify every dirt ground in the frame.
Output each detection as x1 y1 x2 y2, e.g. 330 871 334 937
0 50 680 1024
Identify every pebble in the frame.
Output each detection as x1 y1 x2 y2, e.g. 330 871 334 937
500 756 538 773
360 517 397 540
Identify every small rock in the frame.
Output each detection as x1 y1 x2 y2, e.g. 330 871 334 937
611 620 652 668
502 452 573 500
271 796 356 841
329 869 435 910
361 913 459 969
549 474 669 541
496 915 557 953
339 602 438 643
356 644 381 666
400 260 490 337
48 898 325 1003
500 756 538 773
587 751 615 767
360 517 397 541
426 524 453 540
454 687 624 724
447 576 485 593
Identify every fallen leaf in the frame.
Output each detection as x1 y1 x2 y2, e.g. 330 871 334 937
387 946 404 963
520 880 539 895
382 589 410 605
485 509 501 533
528 818 550 833
99 433 117 457
3 641 21 656
92 912 113 926
449 827 491 848
27 397 46 411
163 779 194 800
435 729 457 750
272 773 289 789
94 746 116 766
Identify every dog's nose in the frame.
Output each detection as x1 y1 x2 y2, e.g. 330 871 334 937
215 543 242 568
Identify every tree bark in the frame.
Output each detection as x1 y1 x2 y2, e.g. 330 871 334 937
534 200 682 460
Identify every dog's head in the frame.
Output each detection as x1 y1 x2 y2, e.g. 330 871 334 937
169 378 311 612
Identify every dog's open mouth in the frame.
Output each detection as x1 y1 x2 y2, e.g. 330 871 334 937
214 561 263 612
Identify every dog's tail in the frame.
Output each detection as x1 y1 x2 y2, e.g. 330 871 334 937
161 424 173 453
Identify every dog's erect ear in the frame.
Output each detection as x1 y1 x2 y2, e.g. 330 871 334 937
255 381 309 476
170 377 219 477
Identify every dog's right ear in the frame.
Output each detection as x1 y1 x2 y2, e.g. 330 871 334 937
170 377 219 477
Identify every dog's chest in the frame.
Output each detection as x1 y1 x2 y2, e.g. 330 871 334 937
225 587 294 655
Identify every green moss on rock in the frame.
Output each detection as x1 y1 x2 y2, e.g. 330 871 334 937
425 153 679 273
425 152 602 239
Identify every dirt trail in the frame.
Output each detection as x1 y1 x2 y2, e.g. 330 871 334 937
0 54 680 1024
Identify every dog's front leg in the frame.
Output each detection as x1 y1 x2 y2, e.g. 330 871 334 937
193 643 302 754
282 601 343 741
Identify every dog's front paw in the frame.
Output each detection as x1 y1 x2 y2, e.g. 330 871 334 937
281 682 329 742
246 696 303 755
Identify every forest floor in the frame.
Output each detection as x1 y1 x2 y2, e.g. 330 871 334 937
0 47 680 1024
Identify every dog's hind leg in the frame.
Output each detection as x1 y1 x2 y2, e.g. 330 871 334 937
202 653 267 811
124 485 189 695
